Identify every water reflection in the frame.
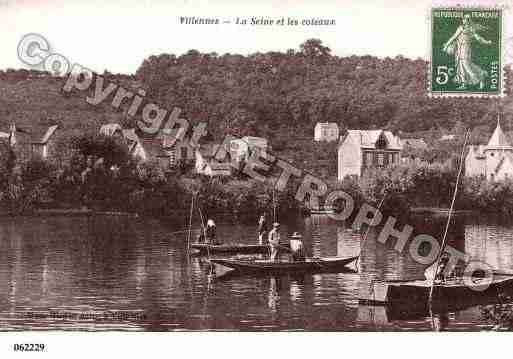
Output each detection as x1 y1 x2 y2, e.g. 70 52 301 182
1 214 513 330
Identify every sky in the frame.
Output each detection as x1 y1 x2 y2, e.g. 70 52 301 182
0 0 511 74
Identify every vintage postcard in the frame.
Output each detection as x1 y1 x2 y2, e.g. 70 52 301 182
0 0 513 357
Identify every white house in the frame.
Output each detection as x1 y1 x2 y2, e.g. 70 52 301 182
162 134 196 165
314 122 339 142
338 129 402 180
195 143 232 176
122 128 147 161
465 119 513 181
1 123 59 161
31 125 58 159
229 138 250 162
242 136 268 155
99 123 123 137
230 136 269 162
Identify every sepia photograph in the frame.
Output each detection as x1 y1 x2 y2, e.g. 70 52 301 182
1 0 513 356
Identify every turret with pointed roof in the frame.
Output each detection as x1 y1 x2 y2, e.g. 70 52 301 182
485 116 513 151
466 115 513 181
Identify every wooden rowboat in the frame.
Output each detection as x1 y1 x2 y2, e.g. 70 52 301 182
359 271 513 310
191 243 290 255
210 256 358 275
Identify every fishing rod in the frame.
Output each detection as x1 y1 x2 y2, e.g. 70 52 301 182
186 192 195 255
272 188 277 223
428 129 470 304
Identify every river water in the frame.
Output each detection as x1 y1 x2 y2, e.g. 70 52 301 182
1 213 513 331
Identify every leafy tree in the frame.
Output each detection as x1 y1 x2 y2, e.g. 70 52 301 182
70 134 130 168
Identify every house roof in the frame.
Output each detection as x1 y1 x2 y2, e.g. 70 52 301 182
241 136 268 148
0 123 59 145
32 125 58 144
487 120 512 148
468 145 487 158
315 122 339 129
160 133 197 149
344 129 402 150
100 123 123 136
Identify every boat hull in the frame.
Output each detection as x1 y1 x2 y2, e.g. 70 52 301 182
359 273 513 311
211 256 358 275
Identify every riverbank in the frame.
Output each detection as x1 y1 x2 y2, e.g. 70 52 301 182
3 143 513 223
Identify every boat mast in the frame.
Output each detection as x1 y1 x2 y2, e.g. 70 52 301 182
428 129 470 303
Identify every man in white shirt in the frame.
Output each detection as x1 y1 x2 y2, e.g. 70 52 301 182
268 222 281 261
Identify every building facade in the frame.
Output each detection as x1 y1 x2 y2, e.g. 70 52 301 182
1 123 60 162
195 143 232 177
337 129 402 180
465 120 513 181
229 136 269 162
314 122 339 142
31 125 59 160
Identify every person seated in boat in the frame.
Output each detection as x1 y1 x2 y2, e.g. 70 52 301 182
197 233 205 243
206 219 220 245
290 232 305 262
435 252 451 284
257 214 269 245
268 222 281 261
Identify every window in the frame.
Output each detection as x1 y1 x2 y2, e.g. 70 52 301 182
378 153 384 166
180 147 188 160
169 149 176 165
376 135 387 149
366 152 373 166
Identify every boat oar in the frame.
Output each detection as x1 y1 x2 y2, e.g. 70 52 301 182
490 271 513 277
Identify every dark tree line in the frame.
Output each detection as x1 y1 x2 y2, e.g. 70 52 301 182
135 39 512 143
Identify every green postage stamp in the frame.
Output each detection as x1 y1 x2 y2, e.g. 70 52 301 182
430 6 505 97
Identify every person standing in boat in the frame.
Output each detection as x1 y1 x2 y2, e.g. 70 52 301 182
206 219 220 245
268 222 281 261
257 214 269 245
435 252 451 283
